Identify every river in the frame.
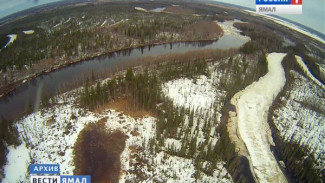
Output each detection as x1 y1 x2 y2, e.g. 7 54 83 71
231 53 288 182
0 34 247 122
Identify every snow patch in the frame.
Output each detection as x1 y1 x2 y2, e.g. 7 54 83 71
164 138 182 151
2 34 17 49
101 20 107 27
217 20 250 41
162 75 217 112
64 18 71 24
295 56 325 89
135 7 148 12
2 142 30 183
22 30 35 35
150 7 166 12
110 19 128 27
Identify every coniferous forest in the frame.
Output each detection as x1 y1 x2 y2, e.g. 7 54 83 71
0 1 324 182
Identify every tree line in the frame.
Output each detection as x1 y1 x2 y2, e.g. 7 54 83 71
80 68 161 112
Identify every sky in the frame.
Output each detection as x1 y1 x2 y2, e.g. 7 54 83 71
0 0 62 19
0 0 324 34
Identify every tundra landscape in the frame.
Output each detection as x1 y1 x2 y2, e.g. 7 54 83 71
0 0 324 182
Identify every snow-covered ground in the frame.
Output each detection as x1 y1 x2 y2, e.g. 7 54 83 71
162 63 232 182
162 75 217 112
23 30 35 35
217 20 250 41
272 70 325 172
150 7 166 12
3 62 232 182
102 110 157 182
295 56 325 90
135 7 148 12
6 51 321 182
231 53 288 183
53 21 63 28
110 19 128 27
101 20 107 27
2 142 30 183
1 34 17 49
2 94 100 182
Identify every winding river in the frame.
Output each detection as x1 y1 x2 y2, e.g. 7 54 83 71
0 35 247 122
231 53 288 182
